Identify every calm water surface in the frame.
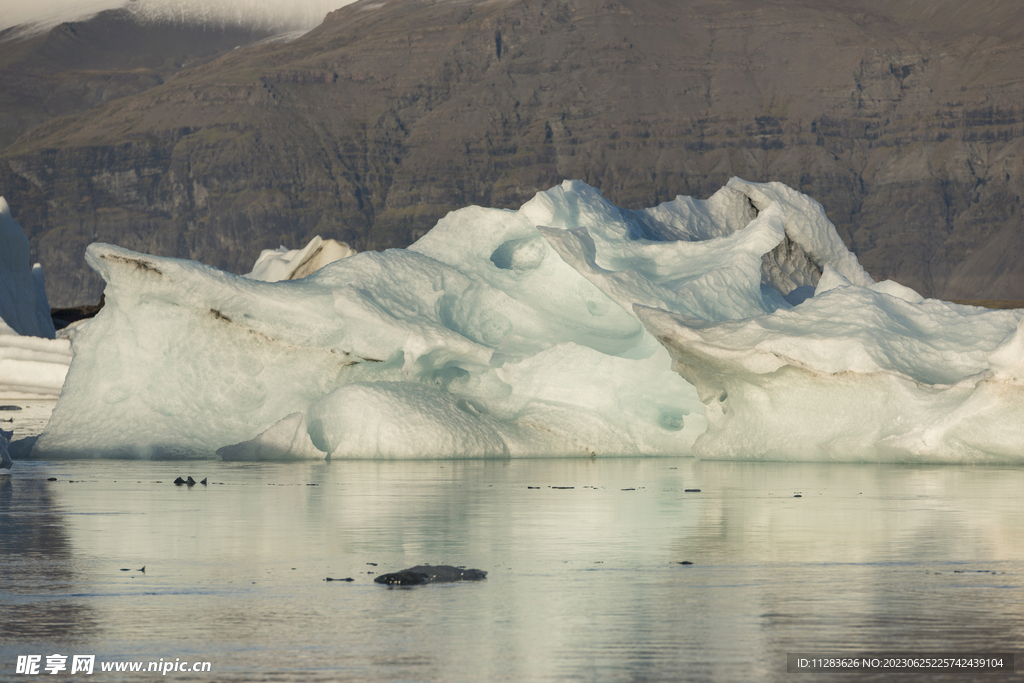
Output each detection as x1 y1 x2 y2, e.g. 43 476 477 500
2 457 1022 682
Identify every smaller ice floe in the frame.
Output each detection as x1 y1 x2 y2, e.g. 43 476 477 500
0 323 72 397
0 197 71 398
636 276 1024 463
1 197 55 339
245 236 356 282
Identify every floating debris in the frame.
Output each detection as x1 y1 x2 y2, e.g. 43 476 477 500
374 571 430 586
375 565 487 586
404 565 487 582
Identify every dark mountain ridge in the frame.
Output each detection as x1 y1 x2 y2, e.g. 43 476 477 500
3 0 1024 307
0 9 277 151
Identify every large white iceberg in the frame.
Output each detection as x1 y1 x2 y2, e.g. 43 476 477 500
32 179 1024 462
0 197 72 399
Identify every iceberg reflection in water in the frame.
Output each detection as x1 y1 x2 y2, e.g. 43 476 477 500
2 458 1023 682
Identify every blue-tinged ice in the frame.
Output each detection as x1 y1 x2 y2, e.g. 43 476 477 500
30 179 1024 462
1 197 55 340
0 197 72 400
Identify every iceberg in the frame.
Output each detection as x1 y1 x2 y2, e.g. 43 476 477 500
0 326 73 397
35 180 720 459
0 197 72 399
1 197 55 340
31 179 1024 462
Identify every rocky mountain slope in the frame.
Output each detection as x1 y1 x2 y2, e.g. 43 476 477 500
0 9 277 151
2 0 1023 306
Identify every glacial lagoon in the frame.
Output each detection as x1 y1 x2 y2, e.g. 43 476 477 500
3 454 1022 682
4 177 1024 680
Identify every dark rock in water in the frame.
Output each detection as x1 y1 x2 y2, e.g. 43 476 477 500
403 565 488 582
186 476 197 486
0 406 22 411
325 577 354 582
200 477 207 485
677 561 693 565
684 489 701 492
47 477 57 481
173 477 186 485
374 571 431 586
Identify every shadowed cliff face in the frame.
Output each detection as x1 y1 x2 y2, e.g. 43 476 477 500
3 0 1024 306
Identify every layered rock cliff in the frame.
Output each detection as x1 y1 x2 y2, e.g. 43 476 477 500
3 0 1024 306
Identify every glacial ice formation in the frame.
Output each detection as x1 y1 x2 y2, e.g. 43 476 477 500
245 236 357 282
0 329 73 398
34 182 711 459
1 198 55 340
0 197 72 399
636 272 1024 463
32 178 1024 462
